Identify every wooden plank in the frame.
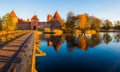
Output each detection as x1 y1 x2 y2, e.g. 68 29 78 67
0 31 33 72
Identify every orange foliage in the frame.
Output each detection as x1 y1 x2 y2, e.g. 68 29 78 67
79 14 86 29
78 36 87 50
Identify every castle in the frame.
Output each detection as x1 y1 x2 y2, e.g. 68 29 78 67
10 10 64 30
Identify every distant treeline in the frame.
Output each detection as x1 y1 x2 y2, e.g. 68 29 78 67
62 11 120 32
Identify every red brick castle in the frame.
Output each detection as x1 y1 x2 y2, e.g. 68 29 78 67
10 10 64 30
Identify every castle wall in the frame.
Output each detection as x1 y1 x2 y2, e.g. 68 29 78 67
38 22 52 30
18 22 31 30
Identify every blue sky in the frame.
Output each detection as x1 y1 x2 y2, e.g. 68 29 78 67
0 0 120 21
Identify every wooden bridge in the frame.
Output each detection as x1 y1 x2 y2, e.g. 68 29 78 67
0 31 46 72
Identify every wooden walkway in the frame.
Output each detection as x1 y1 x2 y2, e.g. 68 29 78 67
0 31 33 72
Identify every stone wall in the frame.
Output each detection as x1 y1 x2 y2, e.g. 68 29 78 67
18 22 31 30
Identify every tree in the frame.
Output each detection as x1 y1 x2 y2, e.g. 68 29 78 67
103 19 112 31
0 17 2 31
77 14 86 30
65 11 76 31
67 11 74 17
2 13 16 31
90 16 101 31
85 13 91 29
76 13 90 31
114 20 120 30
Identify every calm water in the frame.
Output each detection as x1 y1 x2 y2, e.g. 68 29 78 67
37 32 120 72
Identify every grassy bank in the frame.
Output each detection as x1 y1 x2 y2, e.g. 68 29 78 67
0 30 31 46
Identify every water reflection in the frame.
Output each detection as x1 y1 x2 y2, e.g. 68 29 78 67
47 35 64 52
40 32 120 52
114 34 120 42
103 33 112 44
38 32 120 72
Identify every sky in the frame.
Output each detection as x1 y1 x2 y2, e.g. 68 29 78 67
0 0 120 21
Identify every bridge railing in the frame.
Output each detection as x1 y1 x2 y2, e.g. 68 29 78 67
32 31 46 72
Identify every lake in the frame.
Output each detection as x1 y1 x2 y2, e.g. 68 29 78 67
37 32 120 72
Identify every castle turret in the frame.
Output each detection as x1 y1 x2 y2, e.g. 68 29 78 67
31 15 39 30
53 11 61 19
50 11 64 29
47 14 52 22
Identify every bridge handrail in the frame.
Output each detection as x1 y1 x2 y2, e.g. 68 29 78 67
31 31 46 72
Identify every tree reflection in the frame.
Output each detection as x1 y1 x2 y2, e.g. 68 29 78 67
65 33 102 51
65 34 76 52
77 34 89 50
47 35 64 52
114 34 120 42
91 33 102 47
103 33 112 44
41 32 119 52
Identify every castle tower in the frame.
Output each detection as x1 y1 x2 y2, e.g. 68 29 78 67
47 14 52 22
53 11 61 19
50 11 63 29
31 15 39 30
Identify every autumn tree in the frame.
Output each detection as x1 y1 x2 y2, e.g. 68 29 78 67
85 13 91 29
77 13 90 31
90 16 101 31
65 11 76 31
2 13 16 31
77 14 86 30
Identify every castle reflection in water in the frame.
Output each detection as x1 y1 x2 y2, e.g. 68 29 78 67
40 32 120 52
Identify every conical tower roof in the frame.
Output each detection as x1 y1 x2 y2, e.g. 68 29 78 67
53 11 61 19
31 15 39 20
10 10 18 18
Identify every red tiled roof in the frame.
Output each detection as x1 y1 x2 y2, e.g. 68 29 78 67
10 10 18 18
31 15 39 20
53 11 61 19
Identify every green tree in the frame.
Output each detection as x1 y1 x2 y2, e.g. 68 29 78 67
0 17 2 31
65 11 76 31
90 16 101 31
2 13 16 31
114 20 120 30
103 19 112 31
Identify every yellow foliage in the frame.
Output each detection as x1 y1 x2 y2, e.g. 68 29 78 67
37 31 42 35
0 30 31 45
85 30 96 34
74 29 81 35
44 28 51 32
52 29 63 36
44 34 51 38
